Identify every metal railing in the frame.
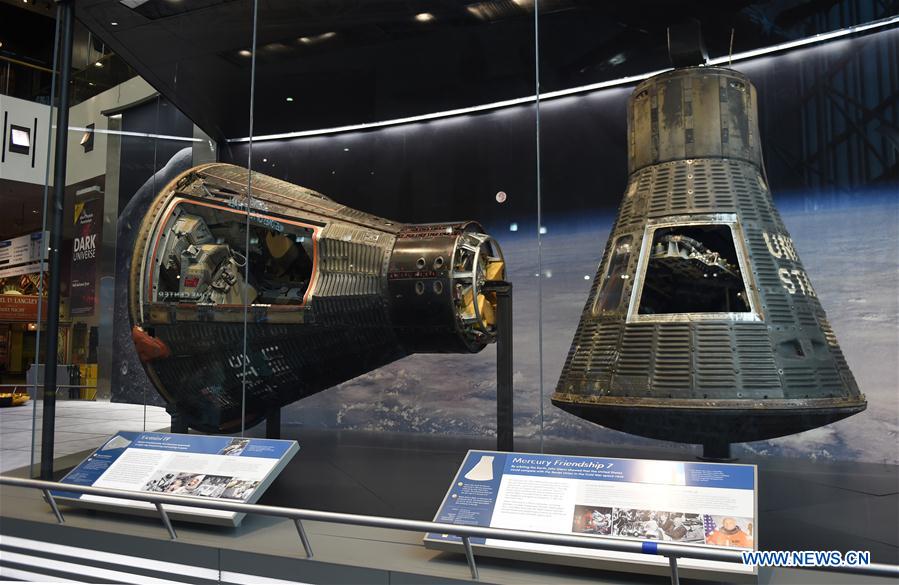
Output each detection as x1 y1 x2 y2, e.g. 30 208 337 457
0 476 896 584
0 384 97 397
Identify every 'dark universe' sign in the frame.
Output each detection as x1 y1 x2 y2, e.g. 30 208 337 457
70 199 100 315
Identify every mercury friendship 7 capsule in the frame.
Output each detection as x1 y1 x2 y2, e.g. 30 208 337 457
130 163 504 433
552 64 866 455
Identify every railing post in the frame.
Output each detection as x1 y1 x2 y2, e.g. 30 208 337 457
294 518 313 558
668 555 680 585
41 489 64 523
155 502 177 540
462 536 479 580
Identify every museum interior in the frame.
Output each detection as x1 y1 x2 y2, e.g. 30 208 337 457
0 0 897 583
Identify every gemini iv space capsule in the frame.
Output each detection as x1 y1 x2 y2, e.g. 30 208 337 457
552 51 866 453
130 163 504 433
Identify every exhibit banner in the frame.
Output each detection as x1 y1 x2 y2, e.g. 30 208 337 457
53 431 299 527
425 451 757 582
70 199 100 315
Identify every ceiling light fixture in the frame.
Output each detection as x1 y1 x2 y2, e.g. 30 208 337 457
465 4 496 20
414 13 435 23
286 97 294 102
298 31 337 45
229 14 899 144
238 49 252 57
94 61 103 68
111 22 118 26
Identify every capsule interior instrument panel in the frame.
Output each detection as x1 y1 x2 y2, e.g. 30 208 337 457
553 36 866 448
130 163 505 433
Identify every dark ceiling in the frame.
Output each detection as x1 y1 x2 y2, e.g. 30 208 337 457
71 0 899 141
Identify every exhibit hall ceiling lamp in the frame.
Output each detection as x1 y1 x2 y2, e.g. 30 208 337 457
552 24 866 459
129 163 505 433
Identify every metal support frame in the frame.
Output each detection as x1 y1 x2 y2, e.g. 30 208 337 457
485 281 513 452
294 518 313 558
40 0 75 481
792 28 899 189
155 502 177 539
668 555 680 585
168 407 189 434
462 536 479 580
6 476 899 581
41 489 64 524
266 406 281 439
701 441 733 461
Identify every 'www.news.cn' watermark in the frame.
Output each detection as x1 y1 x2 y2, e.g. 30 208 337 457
742 550 871 567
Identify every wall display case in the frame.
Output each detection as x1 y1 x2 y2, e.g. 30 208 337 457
3 1 897 583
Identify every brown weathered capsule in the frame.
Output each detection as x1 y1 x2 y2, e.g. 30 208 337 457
552 66 866 454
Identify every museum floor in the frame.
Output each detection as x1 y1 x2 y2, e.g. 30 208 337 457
0 419 896 583
0 400 169 473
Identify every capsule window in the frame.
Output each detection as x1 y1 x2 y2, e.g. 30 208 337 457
150 201 316 306
592 235 633 315
634 224 752 316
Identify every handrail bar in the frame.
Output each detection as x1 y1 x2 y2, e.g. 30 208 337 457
1 475 897 581
0 476 739 564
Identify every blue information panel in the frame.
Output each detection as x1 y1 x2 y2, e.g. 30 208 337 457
425 451 757 581
53 432 298 526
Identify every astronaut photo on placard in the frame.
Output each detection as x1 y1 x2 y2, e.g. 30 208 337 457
162 473 206 496
656 511 705 543
142 472 177 494
221 479 261 501
219 438 251 456
192 475 232 498
704 515 754 549
612 509 662 539
571 505 613 535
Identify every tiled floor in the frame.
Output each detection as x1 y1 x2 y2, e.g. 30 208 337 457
0 400 169 474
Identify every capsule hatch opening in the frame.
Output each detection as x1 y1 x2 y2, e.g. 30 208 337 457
148 200 316 307
626 216 761 322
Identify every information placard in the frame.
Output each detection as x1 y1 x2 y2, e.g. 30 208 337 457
53 431 298 527
425 450 757 582
0 231 47 269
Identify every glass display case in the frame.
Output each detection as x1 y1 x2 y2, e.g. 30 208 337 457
1 1 897 583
